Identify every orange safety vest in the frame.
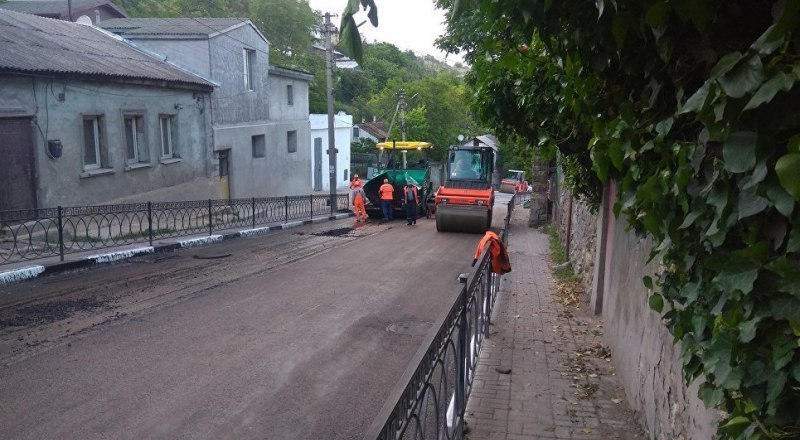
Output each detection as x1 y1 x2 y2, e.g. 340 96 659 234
379 183 394 200
473 231 511 274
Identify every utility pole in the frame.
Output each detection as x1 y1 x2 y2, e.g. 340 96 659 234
67 0 73 21
323 12 337 216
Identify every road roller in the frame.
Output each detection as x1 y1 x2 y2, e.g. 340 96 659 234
434 145 495 233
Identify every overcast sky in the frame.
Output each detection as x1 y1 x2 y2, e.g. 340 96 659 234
307 0 463 65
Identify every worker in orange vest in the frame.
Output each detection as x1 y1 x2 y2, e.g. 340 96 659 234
350 174 361 190
472 230 511 274
352 181 368 222
403 180 419 226
379 178 394 221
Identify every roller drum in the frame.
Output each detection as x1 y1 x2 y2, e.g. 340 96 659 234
435 204 491 233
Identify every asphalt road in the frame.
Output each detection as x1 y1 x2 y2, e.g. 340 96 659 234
0 196 512 440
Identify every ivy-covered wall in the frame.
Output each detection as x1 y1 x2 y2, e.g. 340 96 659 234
601 211 718 439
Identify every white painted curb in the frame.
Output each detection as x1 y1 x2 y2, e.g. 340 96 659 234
238 227 271 238
282 221 304 229
177 235 223 249
85 247 154 264
0 265 45 286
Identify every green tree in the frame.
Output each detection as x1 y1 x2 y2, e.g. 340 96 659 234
249 0 318 56
431 0 800 438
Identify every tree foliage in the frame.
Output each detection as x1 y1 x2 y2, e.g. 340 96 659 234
435 0 800 437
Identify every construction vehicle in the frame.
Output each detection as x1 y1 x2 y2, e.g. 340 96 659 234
434 145 495 233
499 169 528 194
362 141 433 219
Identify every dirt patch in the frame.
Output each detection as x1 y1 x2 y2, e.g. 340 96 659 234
310 227 353 237
0 297 109 329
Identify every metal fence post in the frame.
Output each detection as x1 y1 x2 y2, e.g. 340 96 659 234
57 206 64 261
285 196 288 223
310 194 313 220
456 283 468 435
252 197 256 229
208 199 213 235
147 201 153 246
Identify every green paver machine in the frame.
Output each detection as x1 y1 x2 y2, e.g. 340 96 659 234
362 141 433 219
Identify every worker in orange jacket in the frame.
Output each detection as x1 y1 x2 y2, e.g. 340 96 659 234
350 174 361 190
472 230 511 274
403 180 419 225
352 183 368 222
379 178 394 221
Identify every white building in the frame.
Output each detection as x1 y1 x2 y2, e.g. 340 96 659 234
309 112 352 191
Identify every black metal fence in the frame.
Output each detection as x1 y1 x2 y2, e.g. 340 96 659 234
0 194 350 266
366 192 525 440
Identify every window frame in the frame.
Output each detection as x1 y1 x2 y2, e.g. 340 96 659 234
243 48 256 91
287 130 297 153
159 114 177 160
82 115 103 171
123 113 148 165
252 134 266 158
287 84 294 105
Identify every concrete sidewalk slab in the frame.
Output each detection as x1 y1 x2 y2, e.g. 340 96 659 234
465 208 644 440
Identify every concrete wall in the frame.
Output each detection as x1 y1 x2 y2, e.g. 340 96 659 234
214 119 311 198
209 24 270 125
309 113 352 191
601 210 717 440
552 174 717 438
0 75 213 208
124 38 212 79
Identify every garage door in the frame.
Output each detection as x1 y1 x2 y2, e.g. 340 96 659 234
0 118 37 212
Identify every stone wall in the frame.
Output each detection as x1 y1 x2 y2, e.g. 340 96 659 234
554 171 597 293
548 173 717 439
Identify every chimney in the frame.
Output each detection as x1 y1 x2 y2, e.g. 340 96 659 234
94 9 100 23
372 115 377 123
473 138 480 146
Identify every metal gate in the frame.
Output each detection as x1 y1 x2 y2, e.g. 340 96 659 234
0 117 37 211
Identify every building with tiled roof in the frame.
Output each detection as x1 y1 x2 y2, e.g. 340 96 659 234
100 17 314 199
0 9 215 210
354 120 388 143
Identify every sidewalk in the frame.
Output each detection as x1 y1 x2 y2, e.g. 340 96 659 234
0 212 352 286
465 208 645 439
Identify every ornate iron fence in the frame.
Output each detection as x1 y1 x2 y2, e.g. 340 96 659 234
0 194 350 265
365 193 520 440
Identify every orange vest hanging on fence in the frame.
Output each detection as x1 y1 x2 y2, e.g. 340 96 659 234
472 230 511 274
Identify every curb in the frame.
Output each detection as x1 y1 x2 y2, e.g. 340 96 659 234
0 212 354 288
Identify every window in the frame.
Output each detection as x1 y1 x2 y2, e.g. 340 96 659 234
243 48 256 91
124 114 148 164
287 130 297 153
159 115 177 159
252 134 265 158
353 126 360 138
82 116 105 170
287 84 294 105
343 168 348 181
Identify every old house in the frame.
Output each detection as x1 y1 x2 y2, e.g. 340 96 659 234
0 0 128 24
99 18 314 198
353 120 388 144
0 9 214 211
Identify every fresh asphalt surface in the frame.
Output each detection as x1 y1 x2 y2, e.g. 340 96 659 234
0 193 513 440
